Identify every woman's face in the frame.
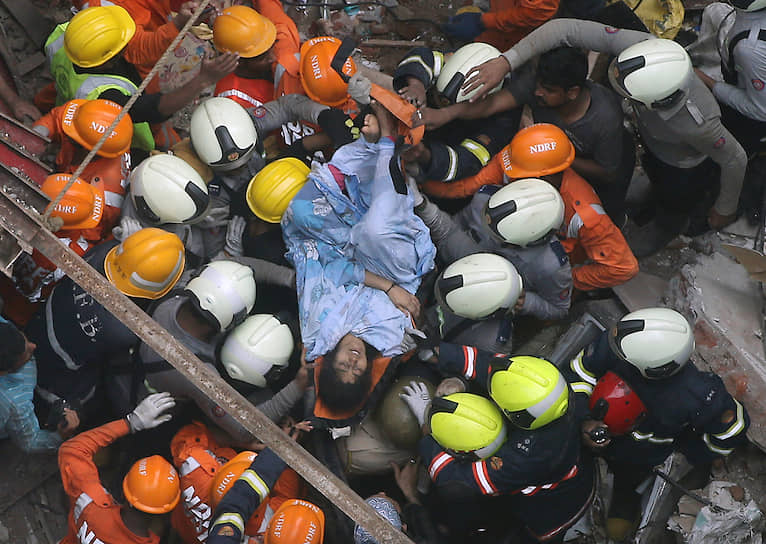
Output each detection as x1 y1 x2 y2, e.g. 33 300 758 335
332 334 369 384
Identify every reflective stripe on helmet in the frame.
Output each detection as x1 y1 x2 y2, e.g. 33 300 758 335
130 249 183 293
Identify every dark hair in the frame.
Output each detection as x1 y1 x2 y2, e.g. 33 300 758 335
537 46 588 91
0 322 25 372
317 341 379 413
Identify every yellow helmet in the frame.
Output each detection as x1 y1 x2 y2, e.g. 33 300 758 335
104 228 185 300
489 356 569 430
429 393 507 460
64 6 136 68
246 158 310 223
213 5 276 58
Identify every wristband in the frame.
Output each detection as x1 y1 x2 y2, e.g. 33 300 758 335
385 283 395 294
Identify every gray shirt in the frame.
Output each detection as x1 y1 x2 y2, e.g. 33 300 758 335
714 9 766 121
503 19 747 215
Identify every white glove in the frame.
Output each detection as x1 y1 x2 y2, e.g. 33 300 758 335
400 381 432 427
406 175 424 207
348 72 372 105
112 216 142 242
126 392 175 433
224 216 246 257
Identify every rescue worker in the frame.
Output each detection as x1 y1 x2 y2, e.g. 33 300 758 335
569 307 750 539
417 46 634 223
170 421 303 543
693 0 766 155
207 447 325 544
136 260 308 444
212 4 320 149
462 19 748 240
70 0 202 95
45 5 238 153
118 152 213 264
26 228 185 424
410 178 572 322
430 124 637 291
58 392 178 544
441 0 559 52
401 353 596 543
213 8 360 155
393 43 520 186
0 317 79 453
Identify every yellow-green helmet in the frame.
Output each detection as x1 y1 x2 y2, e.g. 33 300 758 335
489 356 569 430
429 393 507 460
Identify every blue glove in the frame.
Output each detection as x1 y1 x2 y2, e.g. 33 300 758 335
442 12 485 41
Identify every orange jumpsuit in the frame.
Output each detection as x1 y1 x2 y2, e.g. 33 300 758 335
422 156 638 290
59 418 160 544
558 168 638 290
477 0 560 51
170 422 302 543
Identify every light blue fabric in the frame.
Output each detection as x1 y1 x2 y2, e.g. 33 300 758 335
282 137 435 360
0 315 61 452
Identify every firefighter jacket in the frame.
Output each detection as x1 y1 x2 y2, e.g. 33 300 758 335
393 47 519 183
568 330 750 467
422 342 596 541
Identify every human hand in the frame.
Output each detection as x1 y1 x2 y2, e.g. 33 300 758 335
581 419 611 449
11 99 41 124
199 52 239 86
391 460 420 504
398 78 426 108
694 67 716 91
412 107 449 131
399 381 432 426
224 216 246 256
370 100 397 140
112 216 142 241
361 111 381 142
173 1 198 28
462 56 511 102
708 207 737 230
127 392 176 433
387 285 421 319
348 72 372 105
435 377 466 397
513 288 525 313
293 346 314 391
57 408 80 439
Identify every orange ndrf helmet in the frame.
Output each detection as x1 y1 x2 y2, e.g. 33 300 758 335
499 123 575 178
60 99 133 158
299 37 357 107
265 498 325 543
122 455 181 514
209 451 258 509
41 173 104 230
213 5 276 58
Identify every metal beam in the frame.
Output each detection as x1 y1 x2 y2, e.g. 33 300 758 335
0 193 414 544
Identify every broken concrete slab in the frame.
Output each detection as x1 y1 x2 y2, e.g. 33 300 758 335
613 270 670 311
667 252 766 452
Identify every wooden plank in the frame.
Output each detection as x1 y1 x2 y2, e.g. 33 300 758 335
361 39 427 48
0 194 414 544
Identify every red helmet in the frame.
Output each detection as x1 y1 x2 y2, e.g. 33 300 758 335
589 371 647 435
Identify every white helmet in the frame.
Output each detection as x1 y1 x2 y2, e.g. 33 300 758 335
220 314 294 387
436 253 523 320
190 97 258 172
185 260 256 331
436 43 503 103
609 307 695 379
608 39 691 110
732 0 766 11
485 178 564 247
130 154 210 225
